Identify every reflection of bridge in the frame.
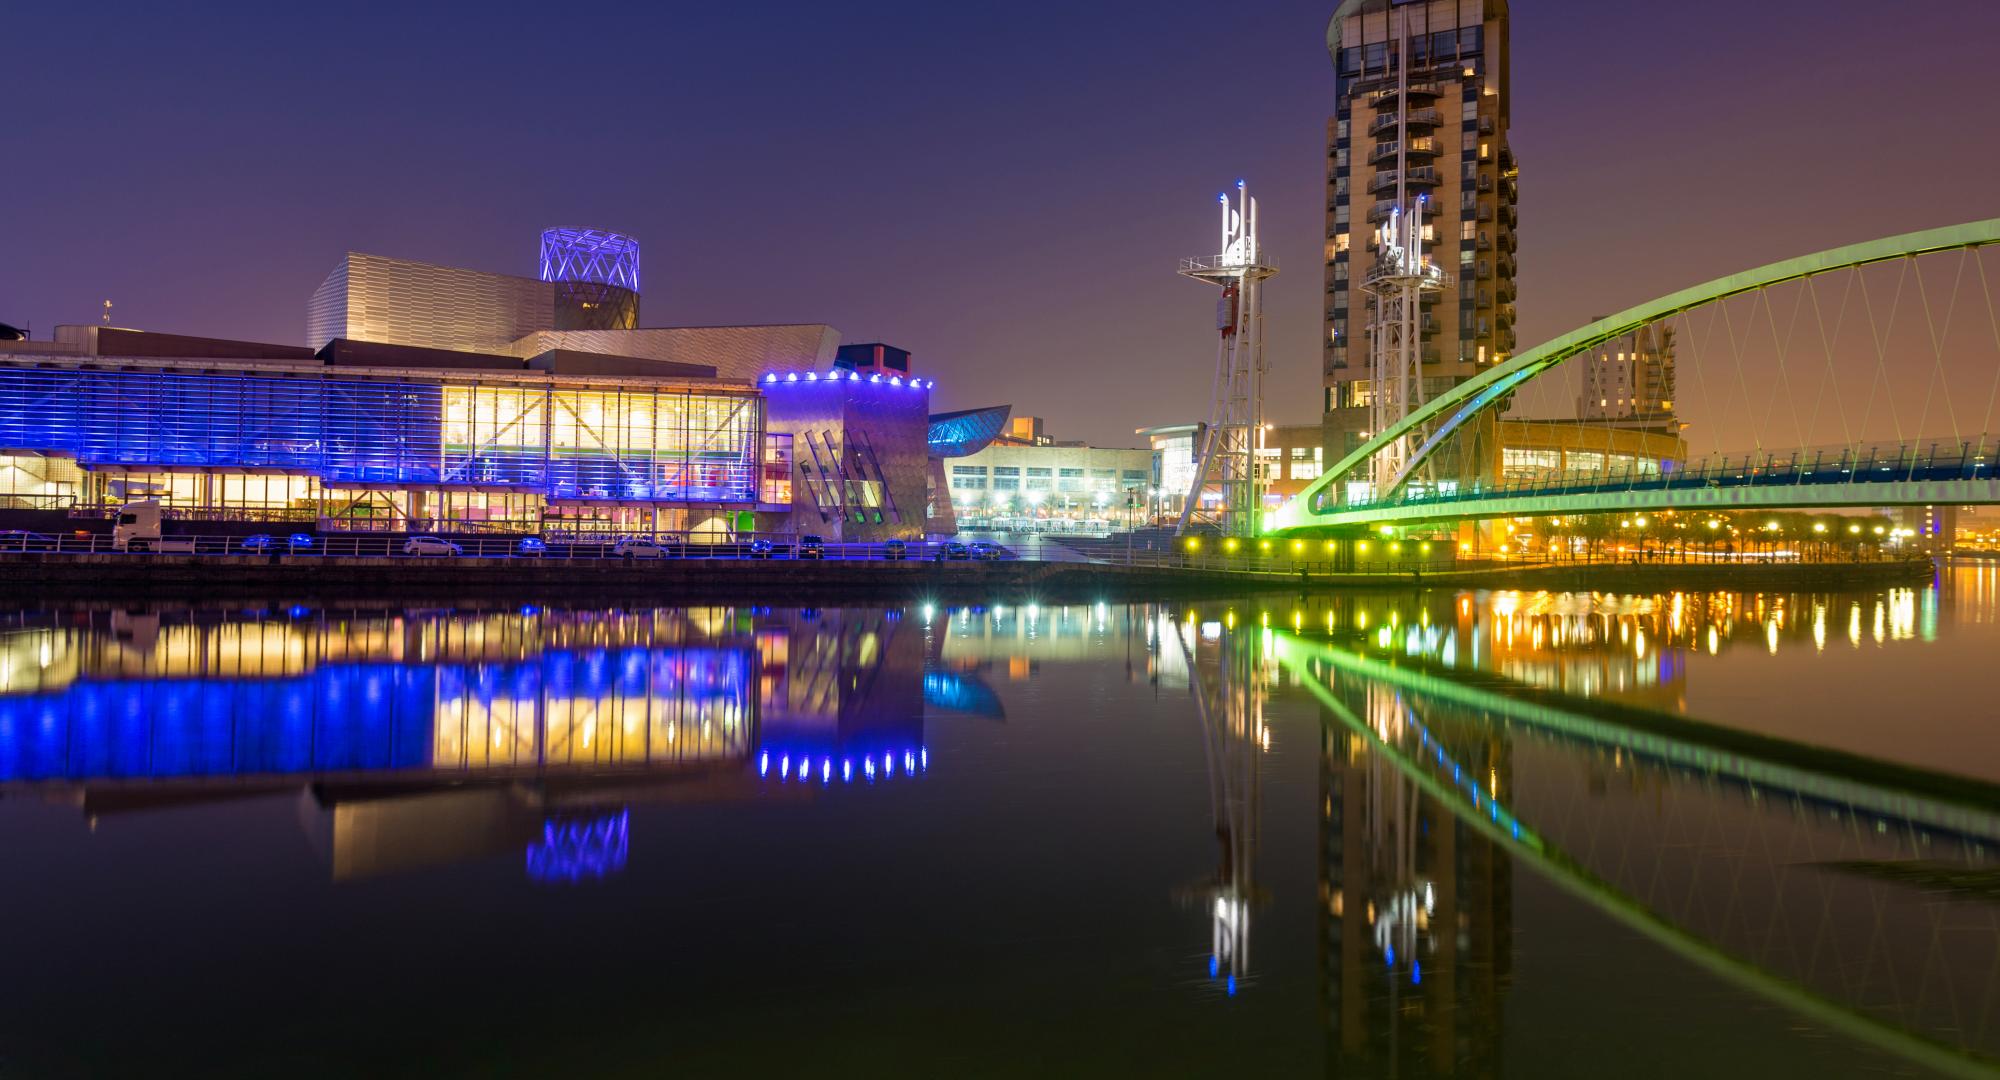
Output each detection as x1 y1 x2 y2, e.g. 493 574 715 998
1271 630 2000 1078
1269 219 2000 532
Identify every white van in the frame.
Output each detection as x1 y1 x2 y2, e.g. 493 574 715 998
112 500 195 553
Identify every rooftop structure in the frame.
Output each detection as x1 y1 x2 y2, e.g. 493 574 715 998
539 227 641 331
0 230 927 541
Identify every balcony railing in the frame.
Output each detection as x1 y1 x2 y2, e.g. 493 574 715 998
1370 109 1442 135
1368 83 1443 108
1368 167 1441 194
1367 199 1441 224
1368 139 1440 164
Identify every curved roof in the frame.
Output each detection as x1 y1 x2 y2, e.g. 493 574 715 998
927 404 1012 459
1328 0 1392 60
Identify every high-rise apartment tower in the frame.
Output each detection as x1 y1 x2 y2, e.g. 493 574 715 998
1579 323 1676 434
1322 0 1517 481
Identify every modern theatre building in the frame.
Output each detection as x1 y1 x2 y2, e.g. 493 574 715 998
0 229 935 541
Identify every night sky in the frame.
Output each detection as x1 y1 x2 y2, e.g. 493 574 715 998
4 1 1998 448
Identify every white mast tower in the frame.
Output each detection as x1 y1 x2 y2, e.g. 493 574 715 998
1178 180 1278 537
1362 18 1453 499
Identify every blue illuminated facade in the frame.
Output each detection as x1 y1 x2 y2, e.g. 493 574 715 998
0 362 764 507
0 365 440 482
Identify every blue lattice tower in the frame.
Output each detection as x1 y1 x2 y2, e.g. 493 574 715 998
539 227 641 331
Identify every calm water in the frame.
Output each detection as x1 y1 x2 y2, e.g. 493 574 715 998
1 567 1998 1077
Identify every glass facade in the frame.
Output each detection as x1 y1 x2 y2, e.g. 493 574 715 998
0 363 763 530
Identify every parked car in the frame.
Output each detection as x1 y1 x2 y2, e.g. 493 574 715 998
614 536 668 559
241 533 315 553
0 530 55 551
747 539 774 559
883 538 907 561
936 541 970 561
797 534 826 560
969 541 1001 561
517 536 548 557
403 536 463 557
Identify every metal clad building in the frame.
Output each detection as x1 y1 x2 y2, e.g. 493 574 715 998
308 253 556 353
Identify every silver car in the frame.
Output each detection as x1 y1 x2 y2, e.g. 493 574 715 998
402 536 463 557
613 537 668 558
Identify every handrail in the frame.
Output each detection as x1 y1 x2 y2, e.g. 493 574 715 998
1327 435 1995 515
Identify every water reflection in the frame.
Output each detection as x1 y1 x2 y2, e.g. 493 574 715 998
0 573 1996 1073
0 606 936 883
1269 603 2000 1076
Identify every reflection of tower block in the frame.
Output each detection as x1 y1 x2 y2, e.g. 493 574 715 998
1178 181 1279 537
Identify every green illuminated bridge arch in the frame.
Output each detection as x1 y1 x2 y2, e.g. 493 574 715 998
1272 632 2000 1078
1267 219 2000 533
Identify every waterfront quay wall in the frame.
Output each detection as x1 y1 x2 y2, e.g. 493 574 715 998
0 553 1933 605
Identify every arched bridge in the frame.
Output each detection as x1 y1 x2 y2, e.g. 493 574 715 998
1269 219 2000 532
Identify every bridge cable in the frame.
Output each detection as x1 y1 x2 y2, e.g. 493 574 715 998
1801 266 1860 469
1718 288 1761 455
1854 256 1912 451
1756 271 1811 461
1906 250 1970 465
1677 302 1723 472
1971 247 2000 465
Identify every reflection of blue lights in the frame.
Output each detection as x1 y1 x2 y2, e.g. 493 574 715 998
761 745 928 785
1226 974 1237 996
1412 961 1421 985
525 811 630 884
1208 956 1219 978
1386 945 1395 965
0 647 753 783
923 671 1004 717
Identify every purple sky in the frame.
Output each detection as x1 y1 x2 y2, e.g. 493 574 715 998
4 1 1998 448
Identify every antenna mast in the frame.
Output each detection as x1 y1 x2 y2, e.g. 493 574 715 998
1362 11 1452 499
1177 180 1278 537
